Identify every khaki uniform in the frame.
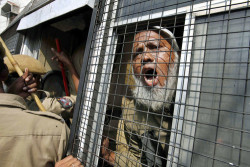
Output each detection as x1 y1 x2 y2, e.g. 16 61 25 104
0 93 70 167
27 90 76 117
115 97 172 167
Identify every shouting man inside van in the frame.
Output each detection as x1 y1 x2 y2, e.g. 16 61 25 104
102 26 180 167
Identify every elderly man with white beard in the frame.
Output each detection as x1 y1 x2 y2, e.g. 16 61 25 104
102 27 179 167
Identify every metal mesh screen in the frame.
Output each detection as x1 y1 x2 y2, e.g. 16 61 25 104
68 0 250 166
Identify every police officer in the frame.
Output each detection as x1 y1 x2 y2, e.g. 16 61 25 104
0 54 82 166
4 54 76 118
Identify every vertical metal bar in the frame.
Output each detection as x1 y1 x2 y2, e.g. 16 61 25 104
172 1 196 166
90 2 119 166
167 12 195 167
84 0 114 165
67 0 100 155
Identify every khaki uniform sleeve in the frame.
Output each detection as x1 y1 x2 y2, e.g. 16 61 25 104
42 96 75 115
57 122 70 160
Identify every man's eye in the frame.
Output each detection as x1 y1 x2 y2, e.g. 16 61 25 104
135 48 143 55
148 43 158 50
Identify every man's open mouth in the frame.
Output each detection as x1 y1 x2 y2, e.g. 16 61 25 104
142 66 159 86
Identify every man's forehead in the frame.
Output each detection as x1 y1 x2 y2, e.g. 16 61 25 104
134 30 163 41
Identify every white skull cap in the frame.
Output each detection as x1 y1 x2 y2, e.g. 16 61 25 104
153 26 180 57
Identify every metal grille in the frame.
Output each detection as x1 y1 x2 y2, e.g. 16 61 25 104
68 0 250 167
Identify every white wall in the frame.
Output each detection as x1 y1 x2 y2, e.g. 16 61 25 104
0 0 31 33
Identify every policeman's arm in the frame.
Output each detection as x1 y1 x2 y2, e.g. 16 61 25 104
51 48 79 92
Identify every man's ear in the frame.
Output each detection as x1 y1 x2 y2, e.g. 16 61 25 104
0 57 9 81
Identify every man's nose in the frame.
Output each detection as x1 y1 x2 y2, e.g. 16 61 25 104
142 53 154 65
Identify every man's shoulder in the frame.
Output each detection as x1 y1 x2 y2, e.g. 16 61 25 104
0 109 69 137
24 109 65 122
22 109 68 130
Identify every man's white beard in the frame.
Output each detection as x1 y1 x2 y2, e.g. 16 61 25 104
132 64 177 112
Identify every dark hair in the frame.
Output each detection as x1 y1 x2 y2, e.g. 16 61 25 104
41 70 68 97
0 42 5 59
0 57 5 72
4 72 19 86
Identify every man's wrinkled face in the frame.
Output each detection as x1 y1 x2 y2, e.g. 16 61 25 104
133 31 175 87
131 30 178 111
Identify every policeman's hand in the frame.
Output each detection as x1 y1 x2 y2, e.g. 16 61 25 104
101 137 115 165
51 48 73 69
7 68 37 98
55 155 84 167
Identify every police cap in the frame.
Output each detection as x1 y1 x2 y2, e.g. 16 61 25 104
4 54 47 75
